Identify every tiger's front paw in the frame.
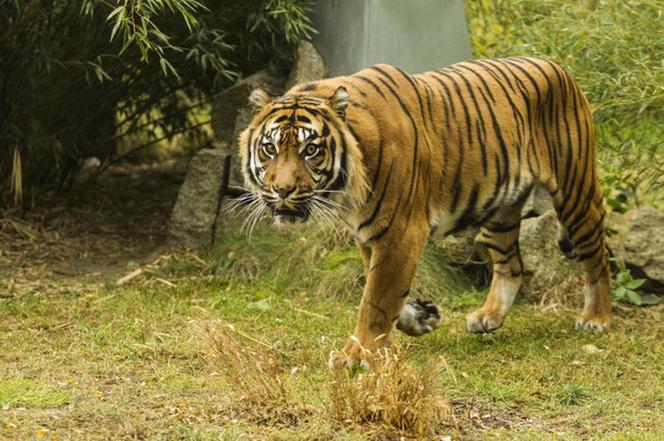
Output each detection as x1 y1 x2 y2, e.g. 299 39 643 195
327 334 389 370
466 308 505 333
396 299 444 336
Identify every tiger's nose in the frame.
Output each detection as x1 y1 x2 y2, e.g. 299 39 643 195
273 184 296 199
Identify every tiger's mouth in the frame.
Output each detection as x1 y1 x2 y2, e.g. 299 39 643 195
271 205 309 223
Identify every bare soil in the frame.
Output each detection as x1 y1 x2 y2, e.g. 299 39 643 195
0 160 187 296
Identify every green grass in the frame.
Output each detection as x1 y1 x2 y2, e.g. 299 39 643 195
1 224 662 439
0 380 71 409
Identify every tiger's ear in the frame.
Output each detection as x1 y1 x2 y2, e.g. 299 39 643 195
328 86 350 119
248 88 272 111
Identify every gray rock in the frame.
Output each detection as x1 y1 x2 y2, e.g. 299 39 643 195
623 206 664 287
168 149 231 248
227 106 253 186
432 227 488 268
211 70 285 146
285 40 327 90
518 210 580 301
522 185 554 218
211 70 285 190
520 210 561 269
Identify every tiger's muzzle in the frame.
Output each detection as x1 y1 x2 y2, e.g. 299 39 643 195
264 186 312 223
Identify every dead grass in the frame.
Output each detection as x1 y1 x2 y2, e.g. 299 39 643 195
197 318 455 439
329 349 453 439
198 319 288 404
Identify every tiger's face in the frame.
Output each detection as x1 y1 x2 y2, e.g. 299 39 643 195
239 86 353 223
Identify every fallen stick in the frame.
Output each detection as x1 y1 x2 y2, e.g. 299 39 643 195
293 306 328 320
116 268 143 285
154 277 176 287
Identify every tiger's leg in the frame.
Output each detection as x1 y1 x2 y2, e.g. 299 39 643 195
467 207 523 333
329 228 428 368
356 238 372 273
356 238 443 337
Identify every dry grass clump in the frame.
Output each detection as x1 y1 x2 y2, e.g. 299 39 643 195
196 319 318 429
197 319 287 404
328 350 453 438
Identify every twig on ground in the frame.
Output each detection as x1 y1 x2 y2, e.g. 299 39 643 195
292 307 328 320
116 268 143 285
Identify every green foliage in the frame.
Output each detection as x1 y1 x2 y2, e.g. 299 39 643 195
602 171 635 214
0 0 314 205
612 267 658 306
465 0 663 208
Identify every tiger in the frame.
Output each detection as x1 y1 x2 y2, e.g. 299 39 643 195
238 56 611 368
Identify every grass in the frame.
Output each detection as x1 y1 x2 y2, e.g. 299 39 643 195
1 223 662 440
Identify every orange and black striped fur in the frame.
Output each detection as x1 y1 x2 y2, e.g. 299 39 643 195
239 57 611 367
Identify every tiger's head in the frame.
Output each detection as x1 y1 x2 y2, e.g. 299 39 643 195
238 85 367 224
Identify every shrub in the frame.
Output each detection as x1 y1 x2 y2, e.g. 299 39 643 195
0 0 314 205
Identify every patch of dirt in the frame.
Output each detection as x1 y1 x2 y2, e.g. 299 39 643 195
0 160 187 296
450 400 551 434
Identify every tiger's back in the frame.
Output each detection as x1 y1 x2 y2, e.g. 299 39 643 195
290 58 598 244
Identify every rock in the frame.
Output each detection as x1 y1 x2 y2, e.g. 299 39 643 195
228 106 253 185
522 185 554 218
520 210 560 269
433 227 488 266
431 227 490 288
285 40 327 90
168 149 231 248
210 70 285 189
604 211 628 268
211 70 285 146
623 206 664 289
518 210 581 302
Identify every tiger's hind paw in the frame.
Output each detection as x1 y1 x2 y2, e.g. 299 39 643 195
396 299 444 337
575 315 610 333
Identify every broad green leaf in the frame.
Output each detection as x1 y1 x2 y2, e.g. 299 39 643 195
625 289 642 306
640 294 661 306
614 286 627 298
625 278 645 289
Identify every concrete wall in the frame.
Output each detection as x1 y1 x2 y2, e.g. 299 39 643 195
311 0 472 76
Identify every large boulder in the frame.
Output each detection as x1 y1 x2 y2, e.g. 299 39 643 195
210 70 285 188
518 210 581 303
623 206 664 290
168 149 231 248
211 70 285 147
522 185 554 218
285 40 327 90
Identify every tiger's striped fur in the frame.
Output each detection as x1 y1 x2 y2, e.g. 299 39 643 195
239 57 611 367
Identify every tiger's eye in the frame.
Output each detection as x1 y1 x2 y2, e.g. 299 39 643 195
305 143 319 157
263 143 276 156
